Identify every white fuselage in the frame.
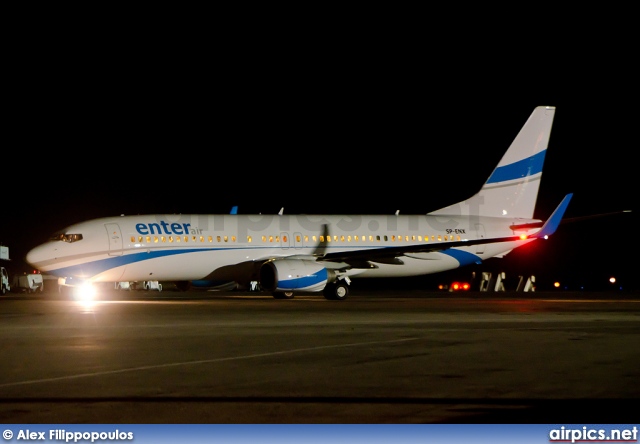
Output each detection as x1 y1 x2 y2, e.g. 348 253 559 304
26 213 537 284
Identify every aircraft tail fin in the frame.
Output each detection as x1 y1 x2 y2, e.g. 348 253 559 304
429 106 556 219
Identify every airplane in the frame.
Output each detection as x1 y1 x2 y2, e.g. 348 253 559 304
26 105 570 300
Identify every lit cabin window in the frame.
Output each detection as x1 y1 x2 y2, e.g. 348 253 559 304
312 235 317 242
282 235 288 242
304 235 309 242
296 234 301 242
391 235 396 241
269 236 274 242
184 236 188 242
424 236 428 242
199 236 203 242
130 236 135 242
154 236 158 243
327 236 331 242
437 235 442 241
169 236 174 243
231 236 236 242
224 236 228 242
146 236 150 243
216 236 221 242
247 236 252 242
261 235 266 242
340 235 345 242
319 235 325 242
418 235 422 241
161 236 166 242
275 236 280 242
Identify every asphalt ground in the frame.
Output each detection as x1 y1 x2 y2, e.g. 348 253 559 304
1 285 639 423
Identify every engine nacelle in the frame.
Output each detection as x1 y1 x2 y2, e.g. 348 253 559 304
259 259 336 292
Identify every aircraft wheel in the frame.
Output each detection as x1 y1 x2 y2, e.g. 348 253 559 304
323 282 349 301
272 291 294 299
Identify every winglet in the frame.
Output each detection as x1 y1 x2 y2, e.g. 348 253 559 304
534 193 573 238
230 206 238 215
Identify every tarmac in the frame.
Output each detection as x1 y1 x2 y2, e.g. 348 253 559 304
1 285 639 423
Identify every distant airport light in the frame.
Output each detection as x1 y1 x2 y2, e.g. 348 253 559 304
450 282 470 291
554 281 560 288
609 277 616 284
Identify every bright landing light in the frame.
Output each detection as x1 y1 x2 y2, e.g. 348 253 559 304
75 282 97 303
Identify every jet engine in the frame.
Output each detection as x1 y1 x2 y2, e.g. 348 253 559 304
259 259 336 292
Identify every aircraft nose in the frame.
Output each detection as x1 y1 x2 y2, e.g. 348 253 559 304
26 244 51 270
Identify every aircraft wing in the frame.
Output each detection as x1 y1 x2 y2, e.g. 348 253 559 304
318 194 573 267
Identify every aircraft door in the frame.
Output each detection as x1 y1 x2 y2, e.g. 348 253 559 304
105 223 123 256
280 232 290 250
474 223 485 255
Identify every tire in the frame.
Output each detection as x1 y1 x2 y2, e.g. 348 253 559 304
272 291 294 299
1 284 6 295
323 282 349 301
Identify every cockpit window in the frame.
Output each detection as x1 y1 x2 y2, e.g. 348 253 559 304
51 233 83 243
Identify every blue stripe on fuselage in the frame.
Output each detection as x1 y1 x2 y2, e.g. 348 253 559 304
486 150 545 184
47 248 225 278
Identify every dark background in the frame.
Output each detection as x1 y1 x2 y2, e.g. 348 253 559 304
2 41 637 291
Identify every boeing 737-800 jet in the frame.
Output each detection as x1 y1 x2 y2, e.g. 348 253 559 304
26 106 570 300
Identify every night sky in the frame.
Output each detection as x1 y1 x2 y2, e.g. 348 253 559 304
2 60 637 291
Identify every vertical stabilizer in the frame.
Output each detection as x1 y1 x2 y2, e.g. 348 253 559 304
429 106 556 219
